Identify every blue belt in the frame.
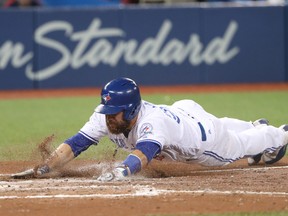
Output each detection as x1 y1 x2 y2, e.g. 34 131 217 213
198 122 207 141
177 108 207 142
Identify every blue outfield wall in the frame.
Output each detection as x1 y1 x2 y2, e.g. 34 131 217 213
0 4 287 90
285 4 288 82
0 10 36 89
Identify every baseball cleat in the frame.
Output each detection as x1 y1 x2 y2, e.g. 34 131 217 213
248 118 269 166
262 124 288 165
252 118 269 127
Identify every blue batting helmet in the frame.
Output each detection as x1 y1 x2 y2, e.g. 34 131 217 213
95 77 141 120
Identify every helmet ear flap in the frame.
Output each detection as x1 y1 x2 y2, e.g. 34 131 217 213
124 103 141 121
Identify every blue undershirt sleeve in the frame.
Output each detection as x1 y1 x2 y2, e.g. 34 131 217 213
65 132 97 157
135 141 161 162
121 141 161 175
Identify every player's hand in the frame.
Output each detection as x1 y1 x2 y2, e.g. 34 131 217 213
34 164 50 177
11 164 50 179
96 167 127 182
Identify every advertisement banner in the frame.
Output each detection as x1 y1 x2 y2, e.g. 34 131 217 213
0 5 287 89
0 10 35 89
203 6 285 83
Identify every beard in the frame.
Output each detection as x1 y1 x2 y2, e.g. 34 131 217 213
106 115 130 134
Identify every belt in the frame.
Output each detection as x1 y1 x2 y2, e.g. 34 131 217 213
176 107 207 142
197 122 207 142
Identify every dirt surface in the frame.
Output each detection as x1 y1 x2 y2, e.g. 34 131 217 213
1 82 288 216
1 160 288 216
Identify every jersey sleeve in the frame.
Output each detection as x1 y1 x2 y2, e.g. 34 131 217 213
65 112 108 157
135 105 182 151
80 111 108 141
136 117 168 150
65 133 96 157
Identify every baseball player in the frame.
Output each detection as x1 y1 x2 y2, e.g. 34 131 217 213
12 77 288 181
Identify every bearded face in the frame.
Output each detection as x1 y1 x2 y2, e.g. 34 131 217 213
105 112 131 134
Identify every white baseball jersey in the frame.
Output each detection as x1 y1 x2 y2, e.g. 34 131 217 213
80 99 286 166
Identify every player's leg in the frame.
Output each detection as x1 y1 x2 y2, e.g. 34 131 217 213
196 119 288 167
247 118 269 165
206 117 271 166
218 117 253 132
218 117 269 132
261 124 288 164
218 118 270 165
172 100 288 166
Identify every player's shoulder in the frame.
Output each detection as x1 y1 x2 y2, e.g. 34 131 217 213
141 100 164 115
86 110 106 127
137 100 170 126
141 100 169 109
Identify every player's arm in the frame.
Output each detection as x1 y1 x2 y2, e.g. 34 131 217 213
120 141 161 175
12 132 97 178
41 132 97 173
44 143 75 170
97 141 161 181
44 112 102 172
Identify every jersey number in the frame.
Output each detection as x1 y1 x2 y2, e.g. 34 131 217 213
160 107 180 124
144 102 180 124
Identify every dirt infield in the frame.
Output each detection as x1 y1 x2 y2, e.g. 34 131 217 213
1 82 288 216
1 160 288 216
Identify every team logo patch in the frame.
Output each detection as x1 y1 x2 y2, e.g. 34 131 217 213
140 123 153 136
102 93 111 103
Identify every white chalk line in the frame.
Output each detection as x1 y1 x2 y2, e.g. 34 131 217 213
1 188 288 200
0 183 137 192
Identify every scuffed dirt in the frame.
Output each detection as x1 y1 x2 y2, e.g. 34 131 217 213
1 159 288 216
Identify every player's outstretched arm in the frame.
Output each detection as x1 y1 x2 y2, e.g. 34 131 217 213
44 143 75 171
12 143 75 179
12 132 96 179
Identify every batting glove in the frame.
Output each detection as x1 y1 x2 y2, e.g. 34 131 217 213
11 164 50 179
96 166 128 182
34 164 50 177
